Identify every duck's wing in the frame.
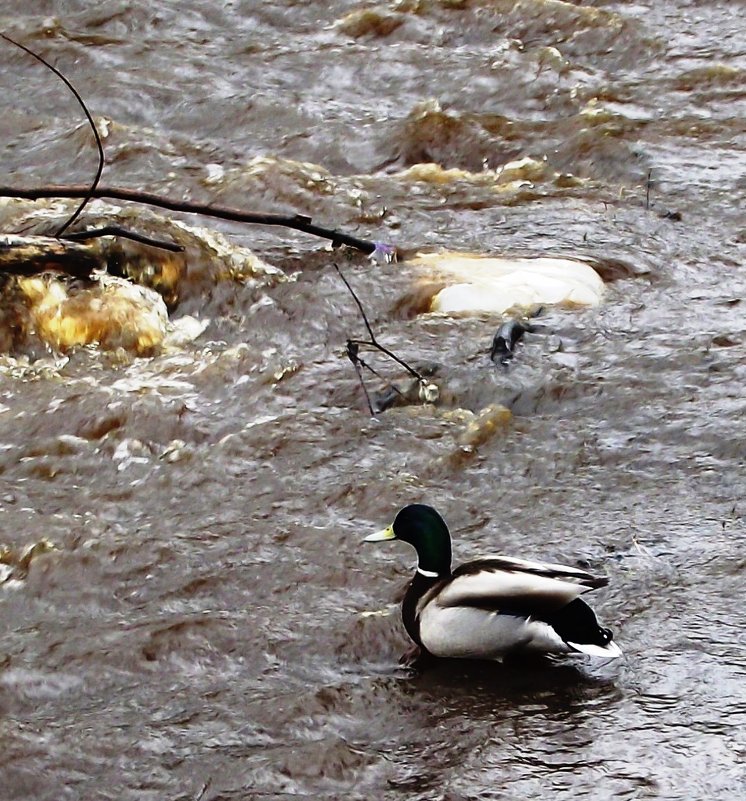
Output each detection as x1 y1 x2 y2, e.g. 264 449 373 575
435 556 608 615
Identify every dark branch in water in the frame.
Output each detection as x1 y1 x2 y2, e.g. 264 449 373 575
335 264 378 343
346 341 410 415
0 184 381 254
354 352 408 398
0 33 105 237
333 264 423 381
346 340 376 417
334 263 433 415
62 226 184 252
348 336 424 381
0 231 180 279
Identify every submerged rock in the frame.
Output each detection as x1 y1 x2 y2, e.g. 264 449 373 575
0 199 284 356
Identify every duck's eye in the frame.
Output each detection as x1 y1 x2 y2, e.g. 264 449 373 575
601 628 612 643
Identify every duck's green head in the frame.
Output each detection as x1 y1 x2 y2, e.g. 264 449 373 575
365 504 452 577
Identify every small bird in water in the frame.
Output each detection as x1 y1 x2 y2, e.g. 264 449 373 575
489 313 542 366
365 504 622 660
490 319 532 364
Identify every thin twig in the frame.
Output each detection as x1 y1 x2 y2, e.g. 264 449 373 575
0 33 105 237
346 341 376 416
334 262 432 414
355 354 407 399
347 342 410 414
348 337 423 381
0 184 380 254
62 226 184 252
334 263 377 342
333 264 424 381
645 168 652 211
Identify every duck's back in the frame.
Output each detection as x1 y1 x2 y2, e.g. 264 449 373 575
437 556 607 613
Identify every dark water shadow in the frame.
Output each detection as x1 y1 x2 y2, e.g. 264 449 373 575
329 649 613 697
400 653 622 721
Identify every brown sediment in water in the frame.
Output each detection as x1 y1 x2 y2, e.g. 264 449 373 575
0 1 744 799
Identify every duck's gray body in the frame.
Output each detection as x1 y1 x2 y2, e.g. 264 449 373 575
420 606 566 658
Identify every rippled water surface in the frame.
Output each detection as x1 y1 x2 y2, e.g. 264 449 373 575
1 2 745 799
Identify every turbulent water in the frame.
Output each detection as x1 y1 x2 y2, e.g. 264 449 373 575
1 1 745 799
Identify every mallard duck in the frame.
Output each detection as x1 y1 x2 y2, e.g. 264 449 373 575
365 504 622 659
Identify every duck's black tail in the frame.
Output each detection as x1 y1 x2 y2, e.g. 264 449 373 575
545 598 622 658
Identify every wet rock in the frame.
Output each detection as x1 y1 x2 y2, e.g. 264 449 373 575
1 539 58 586
456 403 512 452
412 251 604 315
16 274 168 355
336 7 404 38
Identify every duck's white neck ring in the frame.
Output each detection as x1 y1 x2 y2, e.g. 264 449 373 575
417 567 440 578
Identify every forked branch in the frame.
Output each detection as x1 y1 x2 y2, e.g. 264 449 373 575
334 264 437 415
0 184 382 255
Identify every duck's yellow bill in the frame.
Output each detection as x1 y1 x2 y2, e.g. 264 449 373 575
364 524 396 543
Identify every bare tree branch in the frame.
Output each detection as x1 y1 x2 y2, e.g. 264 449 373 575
0 184 382 254
62 226 183 252
334 264 424 380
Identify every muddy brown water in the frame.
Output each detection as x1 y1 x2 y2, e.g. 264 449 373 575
1 1 745 799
